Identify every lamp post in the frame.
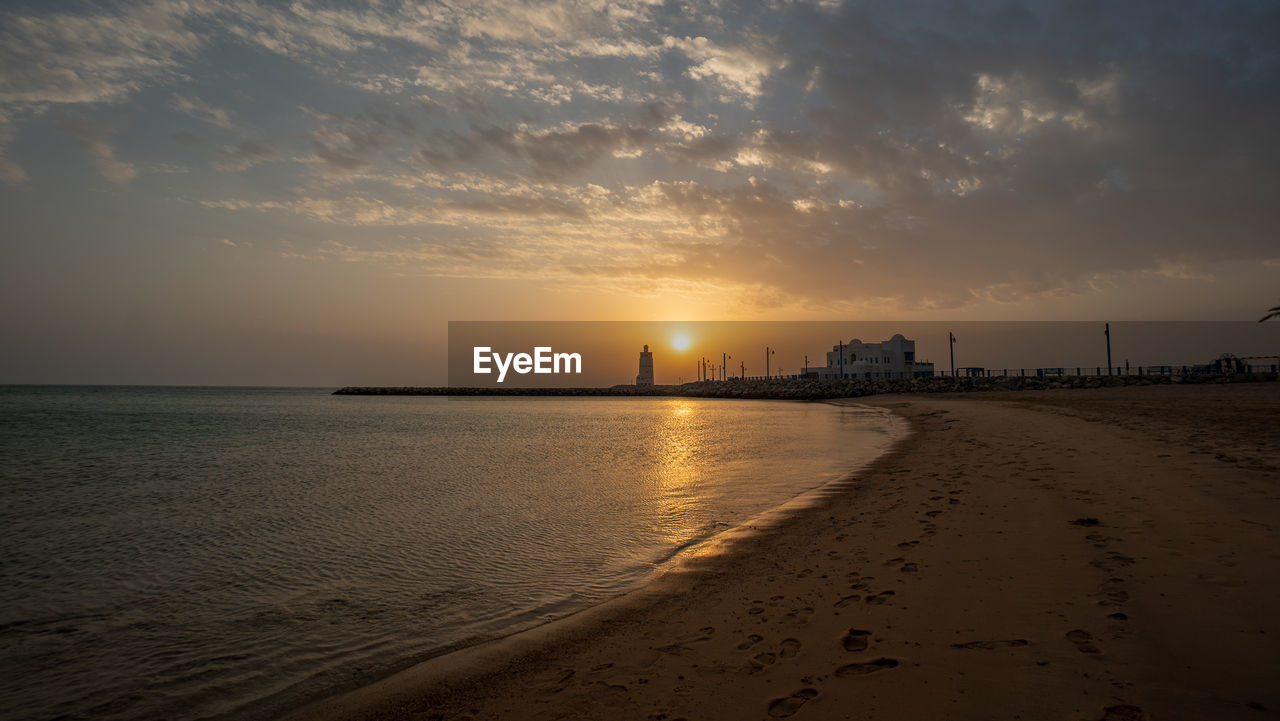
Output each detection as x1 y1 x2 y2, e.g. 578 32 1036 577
839 341 844 379
723 353 730 382
740 360 745 379
949 332 956 377
766 346 775 378
1105 322 1112 376
804 355 809 377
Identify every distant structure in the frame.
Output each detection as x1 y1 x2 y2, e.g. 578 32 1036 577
636 344 654 386
808 334 934 379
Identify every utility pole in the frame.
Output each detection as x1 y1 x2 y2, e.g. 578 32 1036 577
766 346 775 378
740 360 745 379
804 355 809 376
949 332 956 377
1105 322 1112 376
723 353 730 382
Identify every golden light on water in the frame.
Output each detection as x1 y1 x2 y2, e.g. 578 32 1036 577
653 399 705 542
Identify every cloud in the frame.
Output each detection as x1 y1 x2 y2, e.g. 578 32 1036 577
0 156 28 184
0 1 202 108
418 117 656 177
0 110 27 184
2 1 1278 317
212 139 280 172
664 35 787 98
202 189 590 227
303 108 407 174
171 94 233 129
80 137 137 185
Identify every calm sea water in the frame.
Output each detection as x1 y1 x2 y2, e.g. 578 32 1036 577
0 387 904 721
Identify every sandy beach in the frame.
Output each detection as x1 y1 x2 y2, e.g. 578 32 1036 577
288 382 1280 721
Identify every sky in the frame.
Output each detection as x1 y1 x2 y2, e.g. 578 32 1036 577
1 1 1278 385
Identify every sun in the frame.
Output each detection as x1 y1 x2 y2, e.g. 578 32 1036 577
671 332 692 352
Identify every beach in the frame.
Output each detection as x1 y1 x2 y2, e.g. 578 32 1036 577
288 382 1280 721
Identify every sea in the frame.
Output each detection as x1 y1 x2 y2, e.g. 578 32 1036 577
0 386 905 721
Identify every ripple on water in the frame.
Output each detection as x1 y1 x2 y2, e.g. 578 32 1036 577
0 389 904 721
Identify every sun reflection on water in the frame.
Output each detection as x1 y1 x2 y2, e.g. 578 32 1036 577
651 399 712 544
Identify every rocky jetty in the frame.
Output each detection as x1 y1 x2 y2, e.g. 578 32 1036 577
333 371 1276 400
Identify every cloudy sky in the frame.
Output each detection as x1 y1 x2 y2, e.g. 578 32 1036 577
1 1 1278 385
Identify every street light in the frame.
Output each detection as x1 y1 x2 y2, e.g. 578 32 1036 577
766 346 775 378
1105 322 1112 376
949 332 956 377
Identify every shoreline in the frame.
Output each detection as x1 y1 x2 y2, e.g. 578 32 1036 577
287 383 1280 720
280 402 910 721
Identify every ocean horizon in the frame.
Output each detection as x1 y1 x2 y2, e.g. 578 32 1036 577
0 386 904 721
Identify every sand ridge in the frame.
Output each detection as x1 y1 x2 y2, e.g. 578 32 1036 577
286 383 1280 721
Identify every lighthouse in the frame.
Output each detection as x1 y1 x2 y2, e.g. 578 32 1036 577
636 344 654 386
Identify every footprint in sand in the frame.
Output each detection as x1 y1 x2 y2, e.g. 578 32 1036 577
841 628 871 652
1066 629 1100 654
835 657 900 677
786 607 815 622
900 562 919 573
737 634 764 650
779 638 802 658
865 590 896 605
767 689 819 718
1098 590 1129 606
950 639 1029 650
897 540 920 550
834 594 862 608
657 630 713 656
1100 704 1149 721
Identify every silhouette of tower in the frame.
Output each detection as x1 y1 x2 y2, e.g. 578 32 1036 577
636 344 654 386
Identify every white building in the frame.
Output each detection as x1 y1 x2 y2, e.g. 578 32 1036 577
807 334 934 379
636 344 654 386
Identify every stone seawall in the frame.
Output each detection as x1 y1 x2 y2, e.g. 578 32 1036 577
333 372 1276 400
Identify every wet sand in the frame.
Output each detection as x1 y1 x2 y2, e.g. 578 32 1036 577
287 383 1280 721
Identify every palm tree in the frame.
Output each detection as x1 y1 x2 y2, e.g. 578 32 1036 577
1262 303 1280 322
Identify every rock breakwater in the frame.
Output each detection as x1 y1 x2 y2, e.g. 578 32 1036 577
334 371 1276 400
